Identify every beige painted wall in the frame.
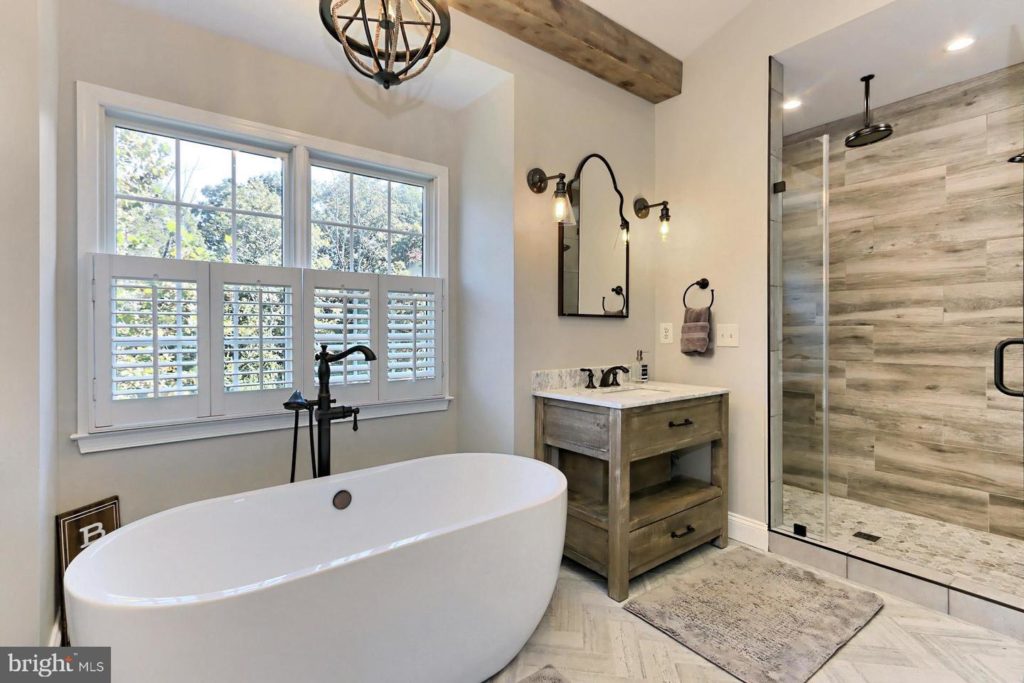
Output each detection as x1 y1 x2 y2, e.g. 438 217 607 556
455 80 517 453
0 0 58 646
445 14 659 456
55 0 466 524
653 0 896 525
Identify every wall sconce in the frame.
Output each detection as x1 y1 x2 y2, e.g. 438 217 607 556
634 197 671 241
527 168 576 225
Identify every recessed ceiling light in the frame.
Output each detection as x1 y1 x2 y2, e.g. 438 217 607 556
782 99 802 110
945 36 975 52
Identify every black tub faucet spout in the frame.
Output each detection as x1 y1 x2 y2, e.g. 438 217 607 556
313 344 377 478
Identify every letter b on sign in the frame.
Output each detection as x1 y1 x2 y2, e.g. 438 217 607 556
78 522 106 549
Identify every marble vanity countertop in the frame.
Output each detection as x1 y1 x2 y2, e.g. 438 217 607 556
532 381 728 409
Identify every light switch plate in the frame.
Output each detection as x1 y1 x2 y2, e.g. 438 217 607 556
717 324 739 347
659 323 674 344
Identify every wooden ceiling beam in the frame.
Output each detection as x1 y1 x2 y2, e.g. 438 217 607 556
448 0 682 104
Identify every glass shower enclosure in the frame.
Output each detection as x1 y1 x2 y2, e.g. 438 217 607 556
768 0 1024 598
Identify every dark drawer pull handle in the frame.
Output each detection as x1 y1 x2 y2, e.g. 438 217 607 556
668 418 694 428
671 525 696 539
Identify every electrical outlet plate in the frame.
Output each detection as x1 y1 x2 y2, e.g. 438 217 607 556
659 323 673 344
717 324 739 347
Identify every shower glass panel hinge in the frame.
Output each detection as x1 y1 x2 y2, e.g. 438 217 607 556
772 180 787 194
793 523 807 537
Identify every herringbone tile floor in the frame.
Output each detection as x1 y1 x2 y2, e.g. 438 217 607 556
489 544 1024 683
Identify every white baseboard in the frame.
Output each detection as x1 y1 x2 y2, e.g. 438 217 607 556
728 512 769 550
49 614 62 646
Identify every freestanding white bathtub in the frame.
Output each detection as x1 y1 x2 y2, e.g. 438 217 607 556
64 453 567 683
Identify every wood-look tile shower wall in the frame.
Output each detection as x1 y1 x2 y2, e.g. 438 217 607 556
779 63 1024 540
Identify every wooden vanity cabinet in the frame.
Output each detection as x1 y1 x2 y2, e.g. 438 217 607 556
534 393 729 601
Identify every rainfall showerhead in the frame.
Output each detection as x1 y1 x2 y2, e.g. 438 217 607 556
1010 152 1024 163
845 74 893 148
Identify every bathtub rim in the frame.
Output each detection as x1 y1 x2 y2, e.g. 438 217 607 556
65 452 566 609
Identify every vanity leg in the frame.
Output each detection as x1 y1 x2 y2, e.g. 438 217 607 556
534 399 550 463
607 410 630 601
711 396 730 549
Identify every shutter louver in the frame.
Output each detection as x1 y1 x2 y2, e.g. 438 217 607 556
110 277 199 400
222 283 294 392
210 263 303 416
313 287 373 386
93 254 210 428
386 291 438 382
379 275 443 401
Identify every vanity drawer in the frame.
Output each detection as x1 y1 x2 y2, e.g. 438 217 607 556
629 497 722 575
624 398 722 460
543 403 609 455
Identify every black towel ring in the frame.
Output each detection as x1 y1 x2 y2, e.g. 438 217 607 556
683 278 714 309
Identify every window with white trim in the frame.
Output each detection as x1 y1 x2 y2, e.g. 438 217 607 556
310 163 427 276
113 126 286 265
79 85 448 441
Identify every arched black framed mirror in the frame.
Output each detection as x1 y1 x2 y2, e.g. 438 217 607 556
560 154 630 318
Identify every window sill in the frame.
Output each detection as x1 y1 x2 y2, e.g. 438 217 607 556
71 396 453 454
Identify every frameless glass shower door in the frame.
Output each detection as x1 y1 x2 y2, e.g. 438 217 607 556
777 134 830 540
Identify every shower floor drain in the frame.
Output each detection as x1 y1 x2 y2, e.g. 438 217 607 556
853 531 881 543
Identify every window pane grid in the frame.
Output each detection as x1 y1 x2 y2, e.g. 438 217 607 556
313 287 373 386
222 283 294 392
386 291 437 382
110 277 199 400
114 193 283 221
114 127 283 266
311 165 424 276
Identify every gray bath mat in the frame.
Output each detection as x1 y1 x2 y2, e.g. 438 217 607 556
517 666 568 682
624 546 883 683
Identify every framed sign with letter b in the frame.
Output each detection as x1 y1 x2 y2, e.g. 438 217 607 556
56 496 120 644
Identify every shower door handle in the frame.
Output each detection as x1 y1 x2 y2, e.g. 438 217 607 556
994 338 1024 398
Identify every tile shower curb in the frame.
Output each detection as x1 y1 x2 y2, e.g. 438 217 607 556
769 530 1024 639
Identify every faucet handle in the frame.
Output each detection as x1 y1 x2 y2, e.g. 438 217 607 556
579 368 596 389
351 407 360 431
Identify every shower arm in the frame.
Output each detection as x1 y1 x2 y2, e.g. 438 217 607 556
861 76 873 126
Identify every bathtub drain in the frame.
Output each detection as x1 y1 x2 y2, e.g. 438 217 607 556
333 490 353 510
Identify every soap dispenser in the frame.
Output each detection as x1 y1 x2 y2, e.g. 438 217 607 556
633 349 650 383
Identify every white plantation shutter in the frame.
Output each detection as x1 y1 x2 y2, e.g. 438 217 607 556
93 254 210 427
90 257 447 431
379 275 444 401
303 270 378 403
211 263 303 416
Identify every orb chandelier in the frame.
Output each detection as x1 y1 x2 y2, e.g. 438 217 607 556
319 0 452 90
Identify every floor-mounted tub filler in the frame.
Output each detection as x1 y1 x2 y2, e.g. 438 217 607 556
64 453 567 683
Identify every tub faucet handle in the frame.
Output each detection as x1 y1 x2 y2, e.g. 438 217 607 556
351 408 359 432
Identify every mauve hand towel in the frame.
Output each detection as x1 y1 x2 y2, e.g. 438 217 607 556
681 306 711 355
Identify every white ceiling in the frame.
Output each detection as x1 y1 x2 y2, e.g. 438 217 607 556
577 0 754 62
111 0 754 108
109 0 511 111
778 0 1024 133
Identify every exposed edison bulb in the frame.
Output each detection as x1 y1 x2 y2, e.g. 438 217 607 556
659 219 670 241
621 228 629 244
557 194 581 224
553 193 570 222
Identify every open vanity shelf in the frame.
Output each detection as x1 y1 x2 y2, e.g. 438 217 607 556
534 383 729 601
567 475 722 531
